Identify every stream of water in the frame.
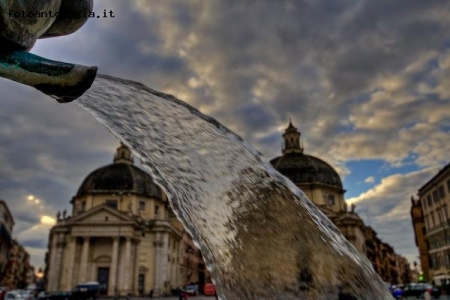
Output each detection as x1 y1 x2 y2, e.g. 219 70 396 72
77 74 393 300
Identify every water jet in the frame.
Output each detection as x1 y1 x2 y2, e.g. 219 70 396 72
1 2 395 298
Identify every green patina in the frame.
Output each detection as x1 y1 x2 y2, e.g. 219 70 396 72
36 66 98 103
0 0 96 101
0 50 75 77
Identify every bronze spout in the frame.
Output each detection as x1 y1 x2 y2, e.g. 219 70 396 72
0 49 97 102
0 0 96 101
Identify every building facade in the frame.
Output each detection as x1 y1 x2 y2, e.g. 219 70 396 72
1 239 32 289
413 163 450 285
0 199 14 281
26 265 36 286
270 122 365 252
396 255 411 285
45 144 185 297
181 232 210 287
271 121 410 284
45 123 413 292
411 196 430 282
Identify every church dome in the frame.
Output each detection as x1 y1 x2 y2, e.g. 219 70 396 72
271 153 343 188
76 143 163 198
270 121 343 189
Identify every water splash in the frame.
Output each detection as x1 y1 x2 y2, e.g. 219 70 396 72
77 74 393 300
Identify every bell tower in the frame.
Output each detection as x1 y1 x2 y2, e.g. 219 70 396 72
282 119 304 154
114 142 134 164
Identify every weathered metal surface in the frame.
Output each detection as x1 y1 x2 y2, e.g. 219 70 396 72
0 0 62 50
0 0 96 101
41 0 94 38
0 50 97 102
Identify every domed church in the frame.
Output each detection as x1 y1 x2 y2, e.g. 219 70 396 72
45 144 185 296
270 121 367 254
44 125 407 290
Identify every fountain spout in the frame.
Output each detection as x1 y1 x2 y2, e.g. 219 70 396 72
0 0 97 102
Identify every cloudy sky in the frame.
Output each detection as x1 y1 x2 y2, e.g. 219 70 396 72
1 0 450 270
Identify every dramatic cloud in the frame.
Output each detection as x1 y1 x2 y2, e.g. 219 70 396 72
16 217 57 263
1 0 450 268
348 167 442 262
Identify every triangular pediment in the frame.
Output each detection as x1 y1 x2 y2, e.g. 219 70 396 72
68 204 135 224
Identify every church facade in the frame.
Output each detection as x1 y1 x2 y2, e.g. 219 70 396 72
270 121 366 253
45 122 410 293
270 121 410 284
45 144 186 296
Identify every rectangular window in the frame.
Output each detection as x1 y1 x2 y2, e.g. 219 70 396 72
105 199 118 209
155 204 160 216
439 185 446 199
427 195 432 207
442 205 448 222
433 190 439 203
437 208 443 224
139 201 146 211
430 213 435 228
81 201 86 212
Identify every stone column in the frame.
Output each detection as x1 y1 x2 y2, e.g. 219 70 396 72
56 234 67 291
78 237 90 283
160 233 169 294
108 237 120 296
65 237 77 291
47 233 59 292
153 232 161 296
123 237 133 293
133 239 140 295
118 239 126 293
176 243 181 287
152 232 169 296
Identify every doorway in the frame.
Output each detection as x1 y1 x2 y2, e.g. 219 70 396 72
97 267 109 294
138 274 145 295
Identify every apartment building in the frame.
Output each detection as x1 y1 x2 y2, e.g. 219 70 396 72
416 163 450 285
0 200 14 280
